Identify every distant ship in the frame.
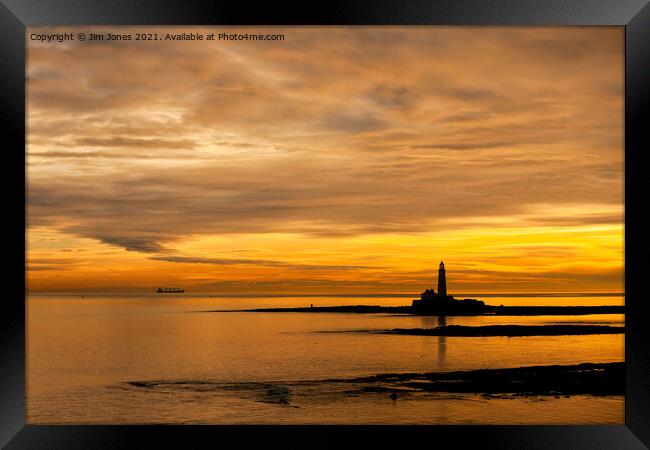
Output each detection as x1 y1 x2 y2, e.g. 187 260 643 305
156 287 184 293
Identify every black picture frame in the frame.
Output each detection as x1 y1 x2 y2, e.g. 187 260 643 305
2 1 648 448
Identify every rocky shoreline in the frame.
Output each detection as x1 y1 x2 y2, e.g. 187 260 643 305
327 362 624 397
124 362 624 400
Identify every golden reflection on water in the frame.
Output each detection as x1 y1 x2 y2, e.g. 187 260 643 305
27 295 624 424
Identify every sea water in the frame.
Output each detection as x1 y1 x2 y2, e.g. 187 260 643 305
26 294 624 424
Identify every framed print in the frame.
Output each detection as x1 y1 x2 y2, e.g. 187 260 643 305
2 0 649 448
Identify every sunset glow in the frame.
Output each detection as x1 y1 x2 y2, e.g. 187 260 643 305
26 26 624 294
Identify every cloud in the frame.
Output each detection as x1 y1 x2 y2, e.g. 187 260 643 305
367 84 411 108
26 26 624 255
73 137 196 149
409 141 528 151
319 111 387 134
98 237 168 253
149 255 372 271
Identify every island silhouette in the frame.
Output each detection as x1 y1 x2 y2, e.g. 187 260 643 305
215 260 624 317
411 261 486 315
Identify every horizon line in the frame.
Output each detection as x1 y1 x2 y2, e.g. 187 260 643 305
26 291 625 298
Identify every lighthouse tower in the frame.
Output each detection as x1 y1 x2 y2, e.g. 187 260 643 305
437 261 447 297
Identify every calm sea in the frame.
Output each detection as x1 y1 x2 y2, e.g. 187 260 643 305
26 294 624 424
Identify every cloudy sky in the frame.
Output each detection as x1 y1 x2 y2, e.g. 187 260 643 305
26 26 624 294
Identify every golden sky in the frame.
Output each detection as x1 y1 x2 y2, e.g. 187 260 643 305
26 26 624 294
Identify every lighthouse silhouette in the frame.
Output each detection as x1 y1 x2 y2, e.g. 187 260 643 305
412 261 485 313
437 261 447 297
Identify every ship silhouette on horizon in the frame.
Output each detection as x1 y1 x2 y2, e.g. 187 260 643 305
156 287 184 293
